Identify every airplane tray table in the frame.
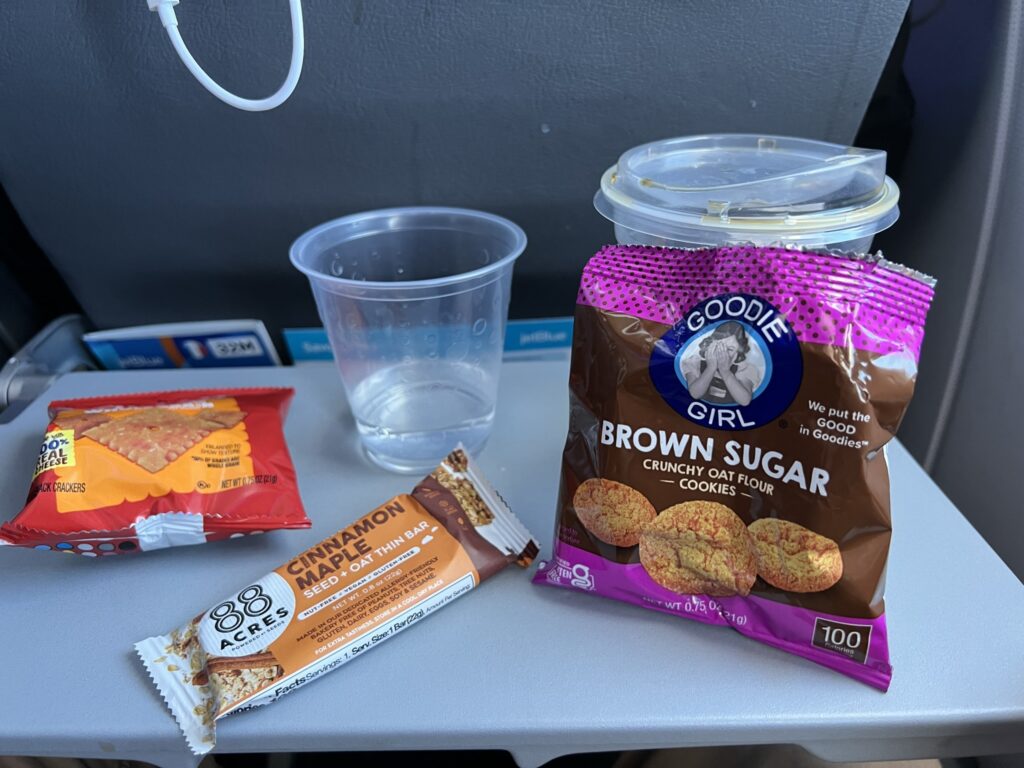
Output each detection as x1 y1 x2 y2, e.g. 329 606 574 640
0 360 1022 768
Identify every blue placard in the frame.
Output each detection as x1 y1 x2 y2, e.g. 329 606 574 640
284 317 573 363
503 318 574 353
280 328 335 362
85 331 279 369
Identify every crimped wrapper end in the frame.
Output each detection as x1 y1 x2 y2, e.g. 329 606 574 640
135 635 216 755
435 445 540 566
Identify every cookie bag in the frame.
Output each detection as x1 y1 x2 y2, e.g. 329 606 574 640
533 244 935 690
0 388 310 554
136 448 538 754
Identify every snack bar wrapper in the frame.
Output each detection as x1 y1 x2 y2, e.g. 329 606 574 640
533 244 936 690
0 388 309 553
136 448 538 754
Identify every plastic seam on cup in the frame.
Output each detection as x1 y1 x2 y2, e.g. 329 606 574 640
289 207 527 291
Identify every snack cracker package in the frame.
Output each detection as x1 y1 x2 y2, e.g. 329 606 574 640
0 388 309 553
533 245 935 690
136 448 538 754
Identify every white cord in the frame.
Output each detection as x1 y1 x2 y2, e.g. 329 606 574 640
149 0 304 112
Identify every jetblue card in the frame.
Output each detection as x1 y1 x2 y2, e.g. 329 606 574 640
283 317 573 364
502 317 573 356
281 328 334 362
84 321 281 370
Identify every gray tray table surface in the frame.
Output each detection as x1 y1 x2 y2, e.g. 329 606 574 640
0 361 1021 768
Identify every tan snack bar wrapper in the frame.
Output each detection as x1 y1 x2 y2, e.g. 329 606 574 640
136 448 538 754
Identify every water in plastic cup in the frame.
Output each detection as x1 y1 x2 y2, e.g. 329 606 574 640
290 207 526 473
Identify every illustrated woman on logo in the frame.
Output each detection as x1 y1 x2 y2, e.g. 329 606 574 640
680 321 762 406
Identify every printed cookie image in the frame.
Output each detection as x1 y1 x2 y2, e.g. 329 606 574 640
572 478 656 547
748 518 843 593
638 501 757 596
202 652 283 714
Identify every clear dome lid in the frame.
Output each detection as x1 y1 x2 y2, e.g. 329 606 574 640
594 134 900 247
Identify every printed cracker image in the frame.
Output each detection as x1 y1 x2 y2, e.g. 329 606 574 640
52 410 111 438
748 518 843 593
572 478 656 547
195 409 247 429
638 501 757 597
81 407 243 473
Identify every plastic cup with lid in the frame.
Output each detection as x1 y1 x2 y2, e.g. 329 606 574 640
594 134 899 253
290 207 526 474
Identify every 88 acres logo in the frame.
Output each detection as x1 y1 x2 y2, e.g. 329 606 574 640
198 573 295 655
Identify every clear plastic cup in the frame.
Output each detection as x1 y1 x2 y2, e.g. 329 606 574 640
594 134 900 253
290 207 526 473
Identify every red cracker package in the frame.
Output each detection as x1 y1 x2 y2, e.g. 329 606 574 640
0 388 309 554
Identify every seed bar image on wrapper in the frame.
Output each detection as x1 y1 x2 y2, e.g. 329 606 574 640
136 447 539 754
533 244 936 691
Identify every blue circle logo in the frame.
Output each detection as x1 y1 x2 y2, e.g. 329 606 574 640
649 293 802 430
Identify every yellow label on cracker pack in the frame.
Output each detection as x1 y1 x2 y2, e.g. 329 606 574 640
35 429 75 478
